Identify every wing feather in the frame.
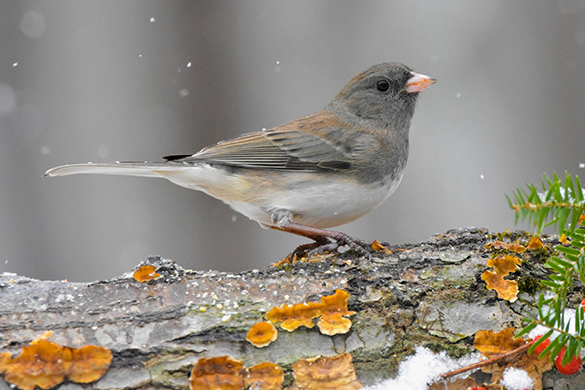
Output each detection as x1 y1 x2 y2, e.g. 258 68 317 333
173 110 373 172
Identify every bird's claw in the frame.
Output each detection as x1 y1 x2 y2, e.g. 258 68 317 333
288 233 372 262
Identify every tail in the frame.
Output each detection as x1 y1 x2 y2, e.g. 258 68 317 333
44 161 194 178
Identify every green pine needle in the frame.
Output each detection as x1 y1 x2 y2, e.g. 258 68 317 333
509 171 585 364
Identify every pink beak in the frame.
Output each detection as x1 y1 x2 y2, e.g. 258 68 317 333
404 71 436 93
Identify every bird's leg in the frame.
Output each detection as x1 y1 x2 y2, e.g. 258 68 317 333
270 222 373 261
286 237 330 263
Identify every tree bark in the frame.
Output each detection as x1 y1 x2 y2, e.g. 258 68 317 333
0 228 583 389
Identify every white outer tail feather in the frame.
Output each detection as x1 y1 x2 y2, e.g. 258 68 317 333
44 162 194 178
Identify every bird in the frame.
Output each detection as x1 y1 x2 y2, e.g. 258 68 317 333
45 62 435 261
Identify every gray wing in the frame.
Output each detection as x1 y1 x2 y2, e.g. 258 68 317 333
168 112 372 172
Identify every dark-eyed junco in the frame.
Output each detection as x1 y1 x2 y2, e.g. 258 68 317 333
45 63 435 260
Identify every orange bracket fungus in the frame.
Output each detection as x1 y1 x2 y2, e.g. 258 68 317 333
133 264 160 282
485 240 527 254
67 345 114 383
263 289 355 336
507 241 527 254
265 301 323 332
288 353 362 389
188 353 362 388
317 289 356 336
371 239 392 254
0 332 112 390
190 357 284 390
474 328 525 357
317 313 352 336
245 362 284 390
481 254 522 302
190 356 246 390
246 321 278 348
484 241 508 250
527 236 544 250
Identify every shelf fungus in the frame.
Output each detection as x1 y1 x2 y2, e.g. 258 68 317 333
0 331 112 390
133 264 160 282
289 353 363 389
190 357 284 390
263 289 355 336
246 321 278 348
481 255 522 302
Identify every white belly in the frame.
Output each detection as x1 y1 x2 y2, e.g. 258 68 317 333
157 164 404 229
228 174 404 228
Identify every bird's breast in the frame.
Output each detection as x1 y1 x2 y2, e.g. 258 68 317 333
256 171 405 229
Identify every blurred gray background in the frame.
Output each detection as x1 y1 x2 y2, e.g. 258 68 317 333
1 1 584 281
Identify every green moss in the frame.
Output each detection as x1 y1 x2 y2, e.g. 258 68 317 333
518 276 542 295
490 230 532 242
144 350 196 386
528 245 555 264
423 338 474 358
352 346 403 377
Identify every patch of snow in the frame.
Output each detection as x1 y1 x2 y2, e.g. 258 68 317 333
500 367 533 390
364 347 480 390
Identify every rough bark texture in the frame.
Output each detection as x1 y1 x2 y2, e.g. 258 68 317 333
0 228 584 389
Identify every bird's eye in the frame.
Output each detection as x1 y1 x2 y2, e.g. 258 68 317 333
376 79 390 92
